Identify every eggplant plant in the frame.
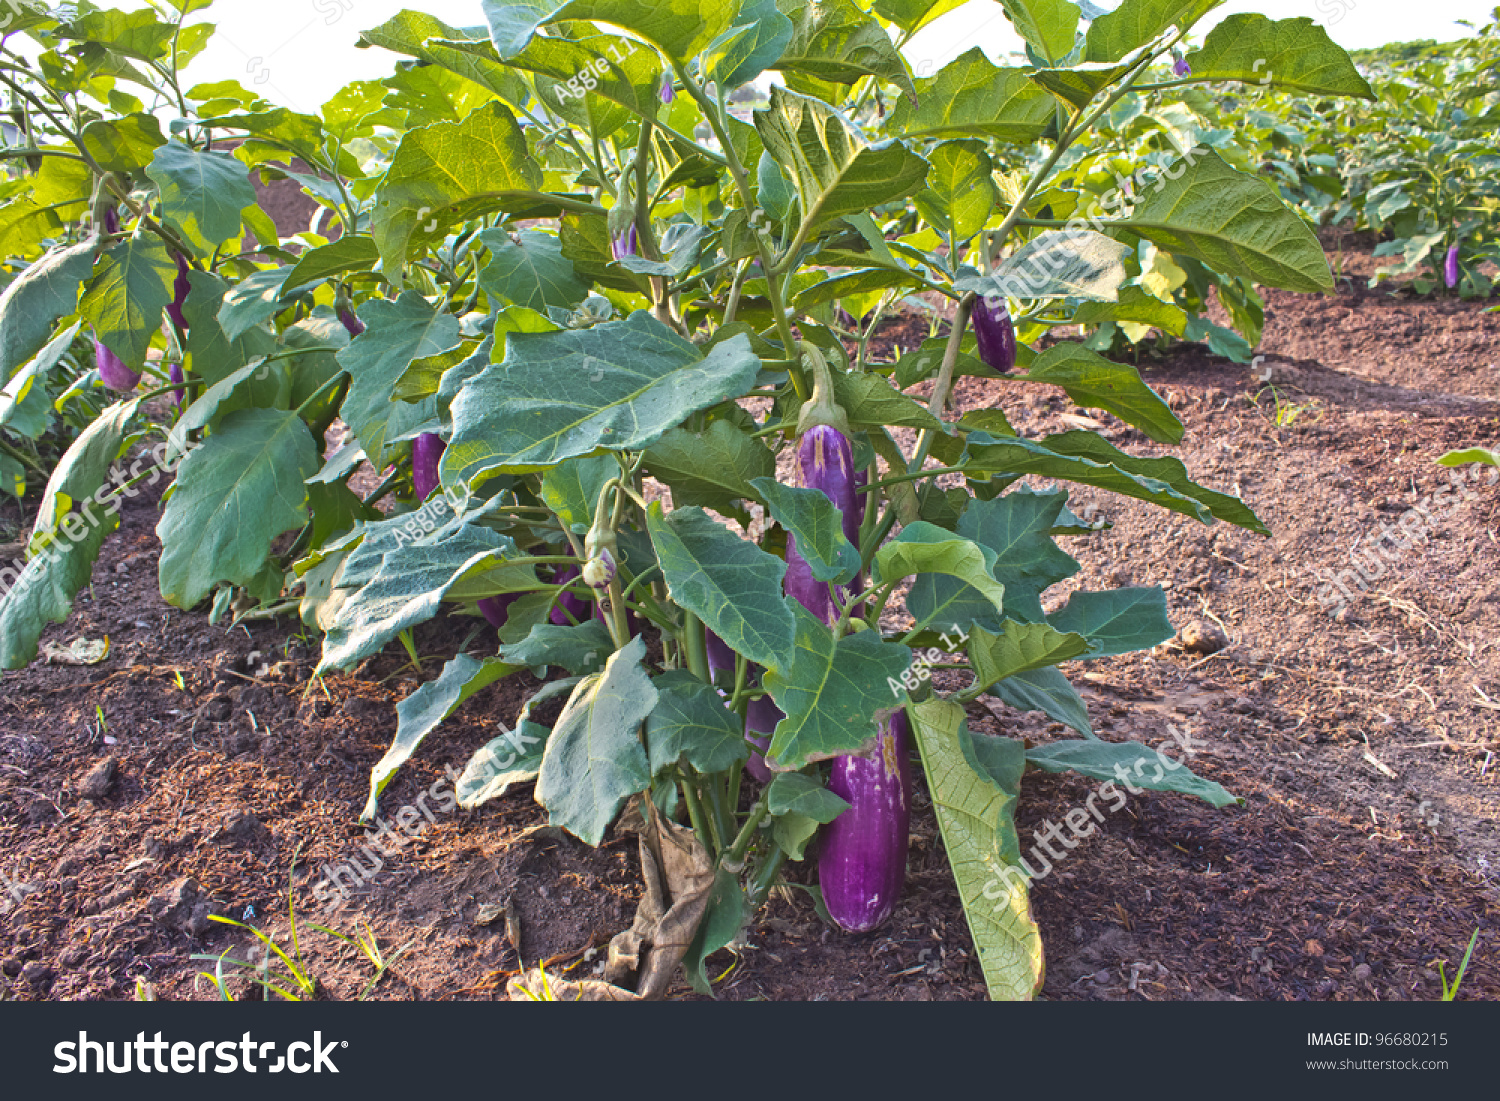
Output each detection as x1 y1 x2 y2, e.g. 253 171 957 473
0 0 1373 998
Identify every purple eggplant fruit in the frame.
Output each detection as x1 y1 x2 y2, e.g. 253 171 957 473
743 695 779 784
478 593 519 630
166 252 192 330
972 296 1016 374
412 432 445 501
1445 244 1460 289
819 709 912 933
788 344 908 931
168 363 186 407
337 305 365 337
93 335 140 391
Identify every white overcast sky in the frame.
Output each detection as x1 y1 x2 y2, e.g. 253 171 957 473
182 0 1483 114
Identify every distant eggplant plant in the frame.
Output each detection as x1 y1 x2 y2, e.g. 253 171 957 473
0 0 1373 998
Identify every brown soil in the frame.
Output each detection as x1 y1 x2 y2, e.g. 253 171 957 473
1 238 1497 1003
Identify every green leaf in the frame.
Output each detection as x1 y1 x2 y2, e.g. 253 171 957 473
1110 150 1333 294
683 868 748 994
284 236 381 289
915 140 996 242
80 113 166 174
1438 448 1500 468
372 102 543 273
319 525 523 672
0 401 136 670
775 0 917 101
1017 343 1182 444
539 453 618 534
910 698 1044 1001
0 322 78 437
647 503 795 672
182 271 278 388
754 87 929 232
785 370 944 431
336 292 462 467
618 224 713 278
645 670 751 775
1029 62 1124 109
645 419 776 517
215 268 294 343
535 635 657 845
156 408 319 609
792 266 928 310
1047 586 1173 657
990 665 1092 735
1085 0 1222 63
146 142 256 247
750 477 860 585
871 0 969 34
455 719 553 808
962 488 1080 619
995 0 1080 65
0 241 95 379
958 230 1131 302
79 234 176 370
359 11 529 102
875 522 1007 621
965 430 1268 534
1072 284 1188 336
966 620 1089 696
1185 15 1375 99
483 0 734 60
364 653 519 820
1025 738 1241 807
478 228 589 313
172 358 291 445
445 311 759 483
889 50 1054 142
763 602 911 768
766 771 850 822
772 810 821 859
498 618 613 675
703 0 794 89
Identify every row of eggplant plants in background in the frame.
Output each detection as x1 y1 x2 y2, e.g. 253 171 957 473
0 0 1373 998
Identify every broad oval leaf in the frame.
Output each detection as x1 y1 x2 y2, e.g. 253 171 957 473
477 228 589 314
1184 14 1375 99
750 476 860 585
145 141 256 248
79 234 176 369
535 635 657 845
966 620 1089 696
645 669 752 776
1046 586 1174 658
1085 0 1222 63
0 240 95 379
888 49 1054 142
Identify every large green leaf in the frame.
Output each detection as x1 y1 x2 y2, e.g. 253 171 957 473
539 453 617 534
1185 15 1375 99
1026 738 1241 807
775 0 917 101
78 234 176 369
1071 284 1188 336
156 408 319 609
1110 150 1333 294
483 0 733 60
477 228 589 314
965 430 1268 534
763 602 911 768
1085 0 1222 63
911 698 1044 1001
750 477 859 586
646 503 795 672
0 242 94 380
363 653 520 820
893 51 1055 144
284 236 382 289
703 0 793 89
444 311 759 483
766 771 849 822
1047 586 1173 657
870 0 968 34
915 140 996 243
336 292 462 467
182 271 278 388
216 269 295 343
958 230 1131 302
645 669 752 775
754 87 929 232
0 322 78 437
1017 343 1182 444
359 11 527 100
646 419 776 518
145 142 256 247
535 635 657 845
990 665 1092 735
966 620 1089 696
319 525 522 672
0 400 136 670
498 618 612 675
371 101 543 273
996 0 1080 65
875 522 1007 621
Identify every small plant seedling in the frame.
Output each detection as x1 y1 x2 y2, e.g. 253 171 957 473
1436 930 1480 1001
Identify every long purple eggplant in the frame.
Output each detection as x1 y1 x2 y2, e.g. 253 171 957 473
93 335 140 391
788 345 908 931
972 296 1016 374
412 433 445 500
821 710 911 932
166 252 191 331
478 593 518 630
1445 244 1460 290
167 363 186 407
